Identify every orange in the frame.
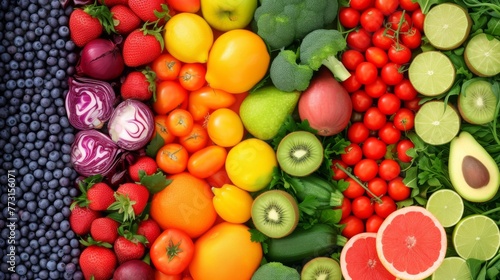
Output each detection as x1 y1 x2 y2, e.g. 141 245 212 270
150 172 217 238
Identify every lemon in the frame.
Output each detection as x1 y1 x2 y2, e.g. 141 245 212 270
164 13 214 63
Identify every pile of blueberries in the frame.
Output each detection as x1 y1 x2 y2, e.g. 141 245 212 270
0 0 83 279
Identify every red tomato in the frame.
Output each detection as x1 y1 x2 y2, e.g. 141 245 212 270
396 138 415 162
341 143 363 166
346 29 372 52
372 28 395 50
380 62 404 85
156 143 189 174
377 93 401 115
367 177 388 197
393 108 415 131
404 96 422 111
363 107 387 131
206 166 232 188
400 0 420 11
378 122 401 144
188 86 236 122
339 7 361 29
187 145 227 179
388 177 411 201
411 8 425 31
394 79 418 101
153 81 189 115
166 0 200 13
374 195 397 218
374 0 399 15
152 53 182 81
360 8 385 32
364 77 387 98
355 62 378 85
342 73 363 93
150 228 194 275
347 122 370 144
387 11 412 32
166 109 194 137
340 215 365 238
362 137 387 160
343 177 366 199
332 159 349 180
351 90 374 112
365 47 389 68
178 123 209 154
365 214 384 232
388 43 412 64
354 158 379 182
378 159 401 181
400 27 422 49
178 63 206 91
349 0 374 11
351 196 374 219
342 50 365 71
336 197 352 220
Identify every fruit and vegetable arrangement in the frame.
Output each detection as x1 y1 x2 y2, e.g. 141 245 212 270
1 0 500 279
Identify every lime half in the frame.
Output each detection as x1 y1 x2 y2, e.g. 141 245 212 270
414 101 461 145
431 257 472 280
426 189 464 227
464 33 500 77
424 3 472 50
408 51 456 96
452 214 500 261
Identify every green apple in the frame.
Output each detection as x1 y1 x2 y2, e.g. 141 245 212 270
201 0 257 31
239 86 301 140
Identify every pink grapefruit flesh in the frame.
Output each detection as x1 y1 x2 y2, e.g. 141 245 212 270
376 206 447 280
340 232 397 280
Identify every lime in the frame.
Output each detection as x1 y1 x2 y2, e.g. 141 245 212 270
452 214 500 261
431 257 472 280
414 101 461 145
426 189 464 227
464 33 500 77
408 51 456 96
424 3 472 50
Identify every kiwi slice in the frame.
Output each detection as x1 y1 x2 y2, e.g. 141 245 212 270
458 79 497 125
276 131 324 177
300 257 342 280
251 190 299 239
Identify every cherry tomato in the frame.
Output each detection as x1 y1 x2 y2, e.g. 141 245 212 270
394 79 418 101
400 0 420 11
342 73 363 93
157 143 189 174
363 107 387 131
388 177 411 201
378 159 401 181
178 63 206 91
372 28 395 50
396 138 415 162
377 93 401 115
341 143 363 166
188 86 236 122
388 43 412 64
355 62 378 85
354 158 379 182
404 96 422 111
152 53 182 81
360 8 385 32
166 109 194 137
342 50 365 71
411 8 425 32
378 122 401 144
367 177 388 197
207 108 244 147
351 90 373 112
362 137 387 160
365 214 384 232
364 77 387 98
400 27 422 49
340 215 365 238
178 123 209 154
188 145 227 179
349 0 374 11
343 177 366 199
347 122 370 144
152 115 176 145
206 166 232 188
339 7 361 29
393 108 415 131
166 0 200 13
387 11 412 32
150 228 194 276
351 196 374 219
336 197 352 220
374 195 397 218
374 0 399 15
380 62 404 85
153 81 188 115
332 159 349 180
365 47 389 68
346 28 372 52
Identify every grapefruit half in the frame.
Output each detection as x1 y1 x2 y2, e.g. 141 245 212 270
375 206 447 279
340 232 396 280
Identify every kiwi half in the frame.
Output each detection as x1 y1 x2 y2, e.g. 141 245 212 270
300 257 342 280
458 79 497 125
251 190 299 239
276 131 324 177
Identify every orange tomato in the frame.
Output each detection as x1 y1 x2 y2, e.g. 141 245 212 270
153 81 188 115
205 29 270 94
187 145 227 179
188 86 236 121
189 222 262 280
227 91 249 114
156 143 188 174
166 109 194 137
178 123 209 153
207 108 244 147
166 0 200 13
178 63 207 91
152 115 176 145
152 53 182 81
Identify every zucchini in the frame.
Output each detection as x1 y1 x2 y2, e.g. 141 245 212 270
265 223 340 264
294 175 343 207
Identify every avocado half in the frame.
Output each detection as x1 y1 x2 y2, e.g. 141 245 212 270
448 131 500 202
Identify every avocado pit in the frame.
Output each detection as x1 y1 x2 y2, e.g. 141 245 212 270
462 155 490 189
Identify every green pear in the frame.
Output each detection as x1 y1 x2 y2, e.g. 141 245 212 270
239 86 301 140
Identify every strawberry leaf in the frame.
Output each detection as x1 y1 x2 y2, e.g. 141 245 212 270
146 133 165 158
84 2 116 34
139 170 171 194
142 67 157 101
107 192 137 222
80 236 112 248
70 175 103 209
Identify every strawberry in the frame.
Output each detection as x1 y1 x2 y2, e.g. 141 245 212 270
114 236 146 264
69 3 116 47
128 155 159 182
137 218 161 248
121 69 156 101
69 205 101 236
79 245 117 280
98 0 128 7
73 176 115 211
122 23 164 67
110 5 141 35
108 183 149 222
128 0 171 24
90 217 120 245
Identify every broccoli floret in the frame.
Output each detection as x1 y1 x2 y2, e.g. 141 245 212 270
299 29 351 82
251 262 300 280
270 49 314 92
254 0 339 50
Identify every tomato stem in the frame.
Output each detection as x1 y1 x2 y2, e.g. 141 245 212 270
334 163 383 203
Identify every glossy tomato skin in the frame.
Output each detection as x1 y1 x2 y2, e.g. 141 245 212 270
401 27 422 49
350 0 374 10
393 108 415 131
396 138 415 162
342 50 365 71
187 145 227 179
363 107 387 131
365 47 389 68
378 122 401 144
347 28 372 52
387 11 412 32
178 63 206 91
394 79 418 101
206 166 232 188
365 214 384 232
388 43 412 64
336 197 352 220
377 93 401 115
341 143 363 166
342 73 363 93
166 0 200 13
354 158 379 182
381 62 404 85
364 77 387 98
152 53 182 81
374 0 399 15
400 0 420 11
207 108 243 147
178 123 209 154
355 61 378 85
388 177 411 201
154 81 188 115
378 159 401 181
343 177 366 199
166 108 194 137
150 228 195 276
374 195 397 218
411 8 425 31
156 143 189 174
340 215 365 238
347 122 370 144
372 28 395 50
339 7 361 28
360 8 384 32
351 196 374 219
351 90 373 112
332 159 349 180
367 177 388 197
362 137 387 160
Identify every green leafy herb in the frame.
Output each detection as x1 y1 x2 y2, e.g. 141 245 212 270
249 228 269 254
139 170 171 194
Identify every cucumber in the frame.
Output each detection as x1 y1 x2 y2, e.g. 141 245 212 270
265 223 340 264
294 175 344 207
